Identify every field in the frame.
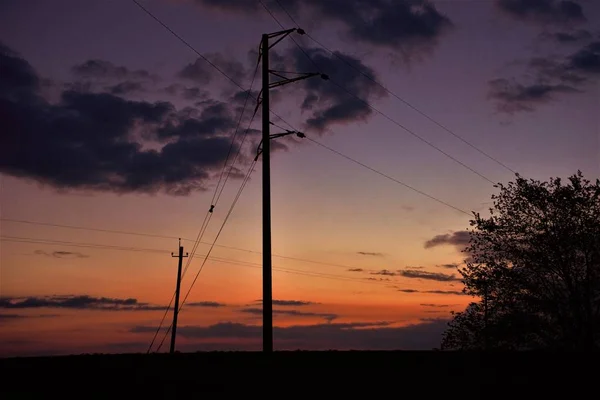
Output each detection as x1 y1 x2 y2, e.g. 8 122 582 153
0 351 593 398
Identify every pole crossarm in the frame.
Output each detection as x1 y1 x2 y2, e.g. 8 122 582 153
254 130 306 161
253 72 328 115
269 71 328 89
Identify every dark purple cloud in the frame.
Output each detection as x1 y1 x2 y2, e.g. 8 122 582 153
33 250 89 259
397 269 462 282
539 29 592 44
488 78 580 114
239 307 338 322
178 53 247 84
288 46 387 133
496 0 586 25
424 231 470 250
0 295 166 311
253 299 316 306
187 301 227 308
488 40 600 113
0 43 249 196
131 318 450 350
397 288 467 296
357 251 384 257
191 0 452 55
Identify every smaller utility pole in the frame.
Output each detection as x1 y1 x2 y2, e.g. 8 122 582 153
170 239 188 354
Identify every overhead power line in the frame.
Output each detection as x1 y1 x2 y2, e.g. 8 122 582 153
1 217 372 272
272 0 516 175
306 138 472 216
131 0 267 352
0 235 400 288
264 0 497 185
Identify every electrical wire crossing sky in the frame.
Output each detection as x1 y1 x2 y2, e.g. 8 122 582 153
0 0 598 356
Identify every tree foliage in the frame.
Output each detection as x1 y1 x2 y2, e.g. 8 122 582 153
441 171 600 350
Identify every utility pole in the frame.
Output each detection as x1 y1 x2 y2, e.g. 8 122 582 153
261 33 273 354
170 239 188 354
258 29 327 353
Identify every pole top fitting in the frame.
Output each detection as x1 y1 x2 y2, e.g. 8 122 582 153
296 28 305 35
296 132 306 138
321 74 329 80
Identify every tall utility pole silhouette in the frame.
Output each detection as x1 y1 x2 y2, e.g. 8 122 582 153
170 239 188 354
259 29 327 353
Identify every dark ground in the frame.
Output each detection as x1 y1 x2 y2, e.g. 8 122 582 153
0 351 595 398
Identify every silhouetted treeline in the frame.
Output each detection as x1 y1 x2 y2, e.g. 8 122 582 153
441 171 600 350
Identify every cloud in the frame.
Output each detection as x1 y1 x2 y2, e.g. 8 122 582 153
288 46 387 134
0 313 60 324
178 52 247 85
487 78 579 114
397 288 466 296
437 263 459 269
366 277 391 281
192 0 452 55
397 288 420 293
34 250 89 259
397 269 462 282
239 307 338 322
107 81 145 95
0 314 26 320
187 301 227 308
348 268 364 272
357 251 384 257
72 59 156 81
254 299 316 306
488 40 600 113
424 231 470 250
370 269 398 276
131 318 449 350
539 29 592 44
0 43 247 196
0 295 166 311
496 0 586 25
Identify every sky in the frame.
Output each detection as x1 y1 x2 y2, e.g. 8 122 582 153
0 0 599 356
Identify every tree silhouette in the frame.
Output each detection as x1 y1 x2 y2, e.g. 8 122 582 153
441 171 600 350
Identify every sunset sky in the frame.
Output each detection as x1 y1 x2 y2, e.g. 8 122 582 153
1 0 598 356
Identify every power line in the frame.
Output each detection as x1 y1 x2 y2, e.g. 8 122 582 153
131 0 266 351
272 0 516 175
306 138 472 216
156 159 258 352
1 235 171 254
304 34 517 175
262 1 497 185
0 217 374 272
131 0 244 91
147 84 261 353
1 235 402 288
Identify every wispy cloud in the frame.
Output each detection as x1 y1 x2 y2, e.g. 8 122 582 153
130 319 450 350
187 301 227 308
0 295 166 311
34 250 89 259
398 270 462 282
370 269 398 276
357 251 384 257
254 299 316 307
397 288 466 296
239 307 337 322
